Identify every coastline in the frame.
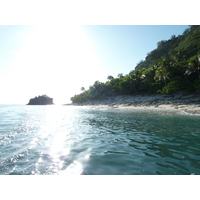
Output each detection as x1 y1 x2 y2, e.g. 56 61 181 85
68 93 200 115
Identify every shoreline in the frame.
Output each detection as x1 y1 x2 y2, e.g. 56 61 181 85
67 93 200 114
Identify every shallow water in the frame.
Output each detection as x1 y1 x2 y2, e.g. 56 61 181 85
0 105 200 175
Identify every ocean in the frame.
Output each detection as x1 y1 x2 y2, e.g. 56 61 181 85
0 104 200 175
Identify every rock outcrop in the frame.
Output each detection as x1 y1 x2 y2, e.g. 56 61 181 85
27 95 54 105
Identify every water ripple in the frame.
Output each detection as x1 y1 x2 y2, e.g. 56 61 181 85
1 105 200 175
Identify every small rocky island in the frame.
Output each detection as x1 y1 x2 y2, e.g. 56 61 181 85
27 94 54 105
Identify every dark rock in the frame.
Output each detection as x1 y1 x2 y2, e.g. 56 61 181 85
27 94 54 105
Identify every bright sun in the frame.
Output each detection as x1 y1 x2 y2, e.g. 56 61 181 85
13 25 103 104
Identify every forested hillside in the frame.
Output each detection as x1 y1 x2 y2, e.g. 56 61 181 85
71 25 200 103
135 25 200 70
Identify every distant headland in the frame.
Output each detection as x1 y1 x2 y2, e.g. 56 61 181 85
27 95 54 105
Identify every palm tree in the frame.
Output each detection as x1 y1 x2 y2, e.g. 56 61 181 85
185 54 200 76
140 66 156 93
154 59 170 86
80 87 85 92
154 66 170 86
117 73 124 79
107 75 114 81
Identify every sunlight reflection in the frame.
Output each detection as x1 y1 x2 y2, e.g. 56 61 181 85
59 161 64 169
29 137 39 149
85 154 90 159
39 130 50 139
49 130 71 172
36 106 75 174
60 161 83 175
50 133 69 156
62 148 70 156
30 137 38 144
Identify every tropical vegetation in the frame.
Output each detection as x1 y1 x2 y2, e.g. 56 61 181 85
71 25 200 103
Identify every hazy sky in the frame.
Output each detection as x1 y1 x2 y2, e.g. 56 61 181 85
0 25 189 104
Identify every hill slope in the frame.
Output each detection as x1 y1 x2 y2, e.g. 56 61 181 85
71 26 200 103
135 25 200 70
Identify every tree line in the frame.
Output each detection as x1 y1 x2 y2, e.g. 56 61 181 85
70 26 200 103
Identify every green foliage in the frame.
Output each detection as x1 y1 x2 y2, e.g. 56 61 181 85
80 87 85 92
70 26 200 103
185 54 200 76
160 76 195 94
154 60 170 86
194 77 200 91
160 81 180 94
117 73 124 79
107 75 114 81
175 26 200 58
135 25 200 70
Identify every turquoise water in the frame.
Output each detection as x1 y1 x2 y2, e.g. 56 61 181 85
0 105 200 175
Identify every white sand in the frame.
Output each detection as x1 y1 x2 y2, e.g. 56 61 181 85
70 93 200 114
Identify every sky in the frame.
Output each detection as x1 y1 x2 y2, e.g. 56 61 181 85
0 25 189 104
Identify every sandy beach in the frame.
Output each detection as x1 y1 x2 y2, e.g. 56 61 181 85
70 93 200 114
